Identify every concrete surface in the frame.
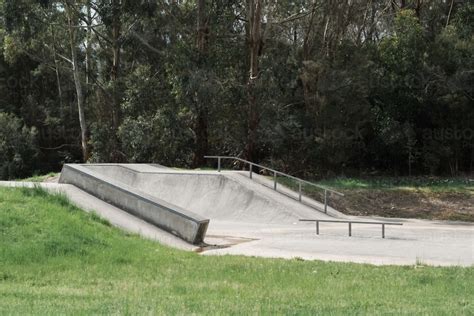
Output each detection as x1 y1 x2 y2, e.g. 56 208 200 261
81 164 474 266
2 164 473 266
83 165 338 224
201 219 474 266
59 164 209 244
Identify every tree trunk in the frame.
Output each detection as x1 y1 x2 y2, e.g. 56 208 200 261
368 0 377 41
196 0 208 52
415 0 422 18
470 147 473 173
301 1 317 113
244 0 263 162
85 0 92 87
446 0 455 27
67 8 88 161
50 26 64 119
193 107 209 167
111 0 121 132
192 0 210 167
108 0 122 162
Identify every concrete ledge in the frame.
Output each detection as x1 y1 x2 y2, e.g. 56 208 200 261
59 164 209 244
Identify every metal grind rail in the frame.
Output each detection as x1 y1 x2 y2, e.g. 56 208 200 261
299 219 403 238
204 155 344 214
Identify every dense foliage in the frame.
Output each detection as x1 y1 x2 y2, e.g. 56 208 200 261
0 0 472 179
0 112 38 179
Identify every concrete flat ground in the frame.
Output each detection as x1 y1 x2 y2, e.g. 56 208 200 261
203 219 473 266
2 164 473 266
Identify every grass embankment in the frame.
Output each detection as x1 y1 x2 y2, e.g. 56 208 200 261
19 172 58 183
278 177 474 222
0 187 473 314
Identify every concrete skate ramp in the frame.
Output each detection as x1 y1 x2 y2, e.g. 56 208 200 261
83 164 332 224
59 164 209 244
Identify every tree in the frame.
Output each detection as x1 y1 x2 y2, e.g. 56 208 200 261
192 0 210 167
2 0 90 161
244 0 264 162
64 1 89 161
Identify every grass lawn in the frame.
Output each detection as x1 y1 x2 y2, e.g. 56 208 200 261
275 176 474 193
0 187 473 314
315 177 474 192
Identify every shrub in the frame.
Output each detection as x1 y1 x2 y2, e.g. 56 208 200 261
0 112 39 179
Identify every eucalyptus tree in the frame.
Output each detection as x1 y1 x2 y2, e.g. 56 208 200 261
2 0 90 160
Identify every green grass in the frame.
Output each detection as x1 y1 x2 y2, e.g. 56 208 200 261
0 187 473 314
210 165 472 192
276 176 474 193
316 177 474 192
19 172 58 183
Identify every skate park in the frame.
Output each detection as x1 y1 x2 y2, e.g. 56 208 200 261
3 158 472 267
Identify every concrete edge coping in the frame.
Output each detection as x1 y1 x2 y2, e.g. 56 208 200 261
84 164 224 176
61 164 210 225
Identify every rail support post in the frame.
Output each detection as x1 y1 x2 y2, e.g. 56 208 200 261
324 190 328 214
273 172 277 190
300 219 402 239
217 157 221 172
249 164 253 179
298 181 302 202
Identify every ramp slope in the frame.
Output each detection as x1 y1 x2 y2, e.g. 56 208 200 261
59 164 209 244
83 164 334 224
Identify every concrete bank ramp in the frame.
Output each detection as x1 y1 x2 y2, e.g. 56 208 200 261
59 164 209 245
80 164 334 224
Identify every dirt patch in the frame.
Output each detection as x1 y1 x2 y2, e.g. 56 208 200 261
43 174 60 183
313 189 474 222
199 235 258 252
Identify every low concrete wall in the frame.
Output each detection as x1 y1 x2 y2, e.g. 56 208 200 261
59 164 209 244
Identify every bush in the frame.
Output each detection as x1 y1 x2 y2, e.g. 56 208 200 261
117 111 193 166
0 112 39 179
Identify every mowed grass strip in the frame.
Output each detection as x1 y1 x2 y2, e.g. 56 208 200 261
0 187 472 314
276 176 474 192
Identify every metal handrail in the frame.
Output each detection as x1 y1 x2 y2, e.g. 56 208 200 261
204 155 344 214
299 219 403 238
